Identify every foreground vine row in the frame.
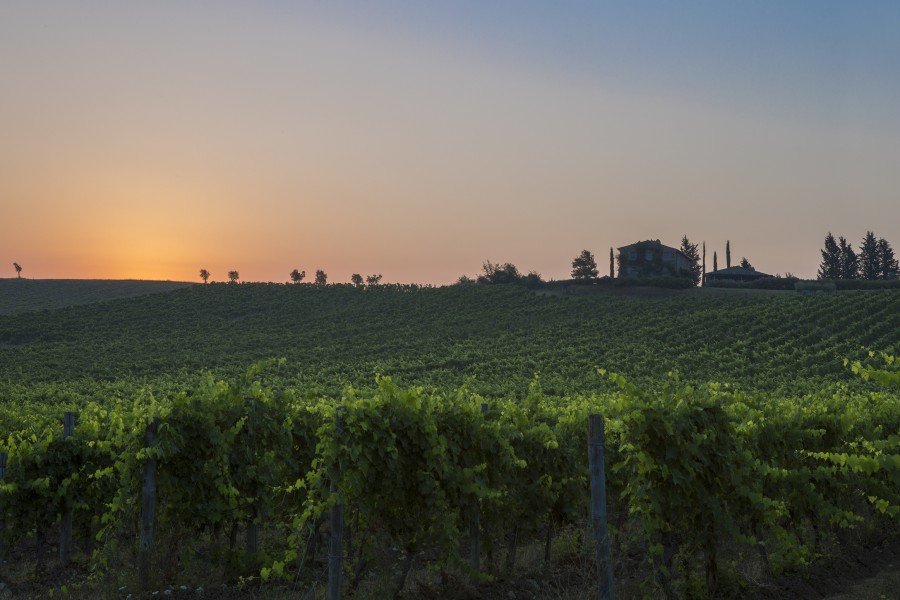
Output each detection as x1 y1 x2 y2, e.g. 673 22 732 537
0 356 896 597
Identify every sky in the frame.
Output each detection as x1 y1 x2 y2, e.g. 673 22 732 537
1 1 899 283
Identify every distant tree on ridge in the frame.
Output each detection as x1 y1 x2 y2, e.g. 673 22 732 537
351 273 364 287
859 231 881 280
228 270 240 284
199 268 210 284
877 238 898 280
817 233 841 280
725 240 731 269
713 251 718 272
739 257 754 270
680 235 701 286
609 247 614 278
290 269 306 283
477 261 521 285
366 274 383 286
701 241 706 286
838 236 858 279
315 270 327 285
571 249 598 280
13 262 22 279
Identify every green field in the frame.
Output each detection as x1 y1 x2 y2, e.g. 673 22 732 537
0 278 191 316
1 283 896 394
0 282 896 598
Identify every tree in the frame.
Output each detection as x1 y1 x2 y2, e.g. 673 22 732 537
859 231 881 280
725 240 731 269
13 262 22 279
290 269 306 283
713 251 718 272
739 257 754 270
817 233 841 280
315 270 327 285
877 238 898 280
477 261 521 285
701 241 706 286
366 274 383 286
609 247 614 278
520 270 544 288
228 271 240 284
571 249 598 280
680 235 701 286
838 236 858 279
456 275 474 285
350 273 364 287
199 268 210 284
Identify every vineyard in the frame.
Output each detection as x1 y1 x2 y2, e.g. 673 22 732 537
0 279 191 316
0 284 897 598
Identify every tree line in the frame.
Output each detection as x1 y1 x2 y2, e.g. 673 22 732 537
198 268 383 287
818 232 898 280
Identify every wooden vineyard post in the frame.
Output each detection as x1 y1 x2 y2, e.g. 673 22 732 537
0 451 6 578
139 418 159 591
469 402 488 572
59 411 76 565
327 410 345 600
588 414 615 600
246 511 259 555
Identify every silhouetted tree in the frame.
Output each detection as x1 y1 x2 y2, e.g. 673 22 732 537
351 273 364 287
713 251 718 272
739 257 754 270
199 268 210 284
725 240 732 269
477 261 521 284
315 270 327 285
571 249 598 280
859 231 881 280
838 236 858 279
680 235 701 286
228 271 240 284
520 270 544 288
877 238 898 280
13 262 22 279
366 274 383 286
609 247 614 278
456 275 475 285
290 269 306 283
817 233 841 280
701 241 706 286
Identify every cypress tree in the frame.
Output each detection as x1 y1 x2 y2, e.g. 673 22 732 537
817 232 841 280
859 231 881 280
838 236 858 279
609 247 614 278
725 240 731 269
713 251 718 272
701 241 706 286
878 238 898 280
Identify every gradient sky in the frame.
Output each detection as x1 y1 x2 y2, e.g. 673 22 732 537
2 1 899 283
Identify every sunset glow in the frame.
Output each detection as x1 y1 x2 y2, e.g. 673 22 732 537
2 1 899 283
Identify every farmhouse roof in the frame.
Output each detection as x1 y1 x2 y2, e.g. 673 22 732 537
617 239 691 261
705 266 772 278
